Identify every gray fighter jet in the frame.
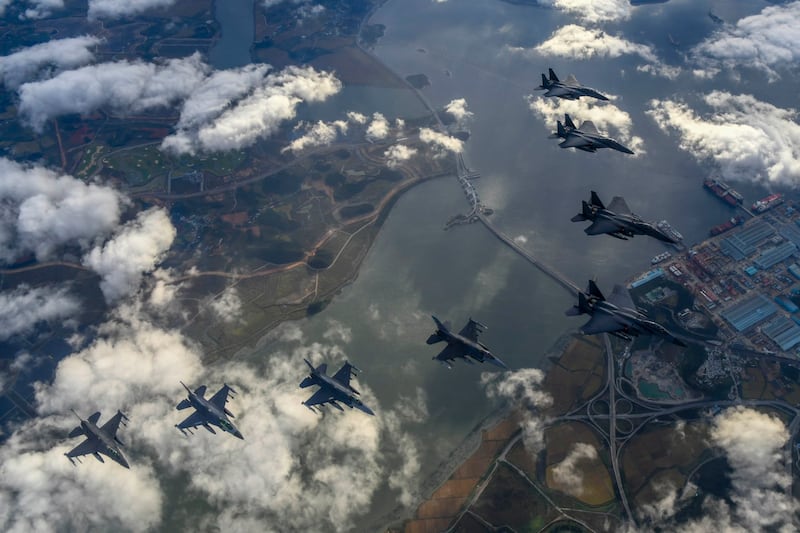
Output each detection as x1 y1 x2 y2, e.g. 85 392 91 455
572 191 681 244
427 316 508 369
536 68 609 101
566 281 687 346
65 410 130 468
300 359 374 415
176 382 243 439
551 114 634 154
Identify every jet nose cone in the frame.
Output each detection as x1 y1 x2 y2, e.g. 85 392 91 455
487 355 508 370
234 431 244 440
119 458 130 469
357 404 375 416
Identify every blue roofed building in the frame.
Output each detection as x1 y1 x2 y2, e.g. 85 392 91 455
720 221 775 260
753 242 797 270
779 223 800 247
721 294 779 332
762 316 800 351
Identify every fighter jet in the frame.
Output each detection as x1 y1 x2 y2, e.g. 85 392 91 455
65 410 130 468
426 316 507 369
550 114 634 154
175 382 243 439
536 68 609 101
566 280 687 347
300 359 374 415
572 191 681 244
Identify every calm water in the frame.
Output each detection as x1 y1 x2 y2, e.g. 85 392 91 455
208 0 254 69
273 0 789 528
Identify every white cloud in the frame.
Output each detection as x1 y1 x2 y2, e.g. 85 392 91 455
481 369 552 452
692 1 800 80
444 98 473 127
282 120 347 153
165 65 342 154
419 127 463 154
88 0 177 19
366 112 390 142
527 96 644 154
533 24 653 61
19 54 209 132
384 144 417 169
20 0 64 19
209 287 243 324
83 208 176 302
0 36 98 89
551 442 597 498
0 158 124 263
0 285 79 340
647 92 800 186
709 407 796 532
538 0 631 24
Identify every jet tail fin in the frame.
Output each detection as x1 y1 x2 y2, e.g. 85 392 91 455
589 191 605 209
554 120 567 139
68 426 84 438
571 200 592 222
564 113 576 130
566 292 592 316
176 399 192 410
548 68 559 82
537 73 549 89
426 332 444 345
588 279 605 300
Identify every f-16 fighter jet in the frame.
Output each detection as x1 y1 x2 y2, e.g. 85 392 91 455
300 359 374 415
175 382 243 439
65 410 130 468
536 68 609 101
551 114 634 154
426 315 508 369
572 191 681 244
566 281 686 346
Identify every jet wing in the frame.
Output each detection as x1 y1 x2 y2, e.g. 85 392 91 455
580 313 622 335
607 196 632 215
564 74 579 86
545 86 573 97
66 438 100 459
332 363 357 388
584 219 621 236
559 134 592 149
608 284 636 310
99 411 125 438
208 385 234 410
303 387 334 407
177 411 207 430
458 319 485 341
434 343 466 362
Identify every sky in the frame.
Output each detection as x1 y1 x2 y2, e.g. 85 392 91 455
0 0 799 531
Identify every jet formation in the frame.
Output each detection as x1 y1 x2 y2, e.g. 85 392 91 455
300 359 375 415
426 315 507 369
566 280 687 347
536 68 609 101
551 114 634 154
176 381 243 439
65 410 130 468
572 191 681 244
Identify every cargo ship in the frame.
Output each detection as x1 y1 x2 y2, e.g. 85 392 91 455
651 251 671 265
752 193 783 214
703 177 744 206
657 220 683 242
710 215 745 236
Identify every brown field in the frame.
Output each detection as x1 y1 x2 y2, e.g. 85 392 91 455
402 416 520 533
622 421 709 505
543 422 614 507
542 336 605 416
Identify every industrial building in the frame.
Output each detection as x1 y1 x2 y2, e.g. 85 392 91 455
720 221 775 260
761 315 800 351
753 241 798 270
721 294 778 332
